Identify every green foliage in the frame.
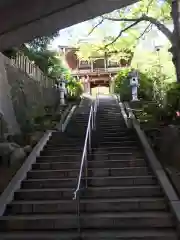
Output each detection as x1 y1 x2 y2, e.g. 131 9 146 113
76 0 172 61
3 31 59 58
132 45 176 83
117 0 171 22
114 68 154 101
23 48 68 79
24 47 78 82
104 0 171 36
162 83 180 122
132 45 176 105
166 83 180 110
67 78 83 100
2 49 17 59
77 36 135 62
114 68 131 100
28 32 59 51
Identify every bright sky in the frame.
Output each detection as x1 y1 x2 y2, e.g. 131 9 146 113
50 17 131 49
50 24 169 52
50 5 172 51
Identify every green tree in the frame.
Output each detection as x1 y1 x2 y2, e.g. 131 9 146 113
21 48 67 79
3 32 59 59
132 44 176 82
28 32 59 51
86 0 180 81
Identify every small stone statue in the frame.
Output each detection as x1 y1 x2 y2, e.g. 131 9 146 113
129 69 140 101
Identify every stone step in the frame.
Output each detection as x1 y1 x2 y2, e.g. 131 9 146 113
98 132 135 137
96 123 126 126
47 140 83 146
97 122 125 125
96 129 130 134
93 145 139 148
36 154 81 162
50 133 83 138
27 167 151 179
97 117 124 119
32 159 146 170
0 212 174 231
49 134 83 139
47 137 83 142
93 146 139 151
96 136 137 141
68 119 88 123
40 149 81 156
94 152 143 158
98 141 137 147
93 148 142 155
14 186 163 201
97 112 123 114
44 146 83 151
48 135 83 141
90 153 143 161
41 147 141 156
22 176 157 189
32 161 81 170
97 123 126 127
0 229 177 240
46 142 83 147
96 127 127 131
27 169 79 179
6 198 167 215
97 116 124 118
82 186 163 199
89 167 151 177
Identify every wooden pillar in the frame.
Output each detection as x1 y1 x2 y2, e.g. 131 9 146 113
86 75 90 94
104 58 107 72
91 60 93 72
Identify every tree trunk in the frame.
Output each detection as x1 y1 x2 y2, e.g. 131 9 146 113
171 0 180 82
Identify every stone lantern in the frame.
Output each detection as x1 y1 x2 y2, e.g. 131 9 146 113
129 69 140 101
58 76 67 105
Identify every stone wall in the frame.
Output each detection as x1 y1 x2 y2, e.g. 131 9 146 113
0 53 59 135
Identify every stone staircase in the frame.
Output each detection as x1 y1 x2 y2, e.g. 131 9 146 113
86 96 178 239
0 101 90 239
0 96 179 239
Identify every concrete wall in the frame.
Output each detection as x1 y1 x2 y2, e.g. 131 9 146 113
0 54 20 135
0 0 137 51
0 53 58 135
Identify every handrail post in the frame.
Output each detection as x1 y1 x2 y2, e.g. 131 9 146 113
85 150 88 188
88 127 92 154
77 192 81 234
92 108 94 129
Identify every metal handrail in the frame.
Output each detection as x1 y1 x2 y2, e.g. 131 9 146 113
73 96 98 234
73 97 98 199
73 104 93 200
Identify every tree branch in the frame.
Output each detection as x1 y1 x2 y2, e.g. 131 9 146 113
104 15 173 43
137 23 152 40
146 0 154 13
88 18 104 35
104 20 141 48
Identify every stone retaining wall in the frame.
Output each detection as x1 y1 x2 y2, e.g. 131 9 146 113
0 53 59 136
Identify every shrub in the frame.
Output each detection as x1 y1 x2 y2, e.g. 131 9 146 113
67 78 83 98
161 82 180 123
114 68 153 101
